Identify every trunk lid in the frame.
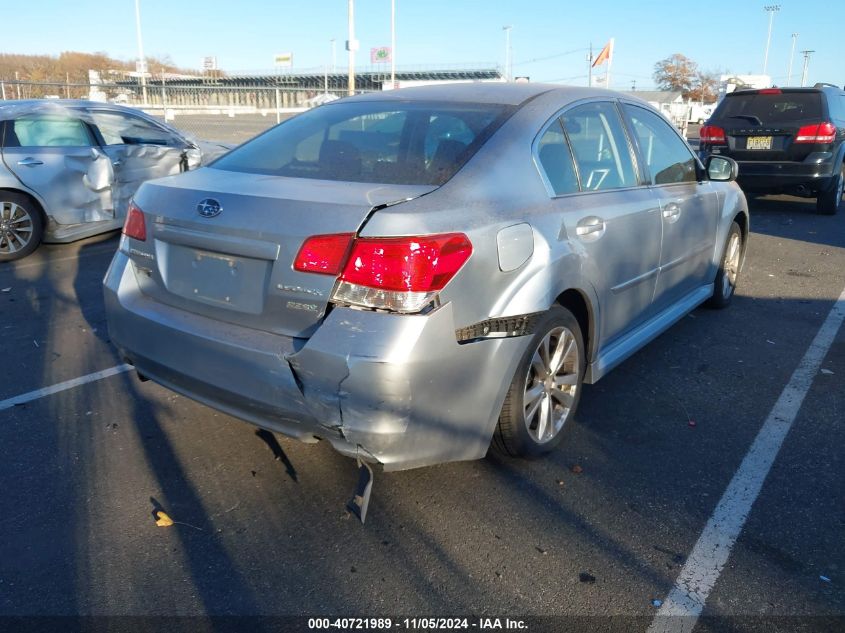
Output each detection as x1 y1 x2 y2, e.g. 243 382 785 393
127 167 436 338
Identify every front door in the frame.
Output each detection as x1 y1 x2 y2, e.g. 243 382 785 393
87 109 189 221
621 103 719 309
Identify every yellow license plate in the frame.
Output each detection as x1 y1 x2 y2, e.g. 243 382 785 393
747 136 773 150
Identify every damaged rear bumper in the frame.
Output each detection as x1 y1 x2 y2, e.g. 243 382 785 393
104 251 527 470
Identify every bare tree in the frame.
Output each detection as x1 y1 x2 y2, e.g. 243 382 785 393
688 71 719 102
654 53 699 95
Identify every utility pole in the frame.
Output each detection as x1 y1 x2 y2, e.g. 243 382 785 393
390 0 396 88
762 4 780 75
502 26 512 82
787 33 798 85
799 50 814 87
330 39 336 73
587 43 593 87
347 0 357 96
134 0 148 105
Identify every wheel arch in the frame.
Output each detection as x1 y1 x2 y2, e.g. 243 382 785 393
553 288 596 366
0 187 48 225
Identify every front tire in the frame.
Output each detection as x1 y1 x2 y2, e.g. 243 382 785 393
0 192 44 262
493 306 585 458
707 221 743 309
816 165 844 215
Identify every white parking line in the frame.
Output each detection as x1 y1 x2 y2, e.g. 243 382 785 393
0 364 133 412
649 285 845 633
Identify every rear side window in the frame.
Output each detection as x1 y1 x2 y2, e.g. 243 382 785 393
535 120 579 195
561 102 637 191
717 92 822 123
212 101 511 186
624 105 697 185
9 116 93 147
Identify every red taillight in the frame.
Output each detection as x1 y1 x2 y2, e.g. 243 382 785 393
122 201 146 241
340 233 473 292
295 232 473 313
758 88 782 94
700 125 727 145
795 122 836 144
293 233 354 275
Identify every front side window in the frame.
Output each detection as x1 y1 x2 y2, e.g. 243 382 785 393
89 111 177 146
535 119 579 196
561 102 637 191
9 116 93 147
624 104 697 185
212 101 511 186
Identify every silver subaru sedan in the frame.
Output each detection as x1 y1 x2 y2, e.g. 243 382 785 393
104 84 748 471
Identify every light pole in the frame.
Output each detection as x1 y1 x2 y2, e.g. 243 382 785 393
762 4 780 76
134 0 148 105
800 50 814 87
502 25 512 82
390 0 396 88
347 0 357 96
787 32 798 85
330 38 336 73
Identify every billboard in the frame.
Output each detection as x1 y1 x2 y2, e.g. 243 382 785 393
274 53 293 68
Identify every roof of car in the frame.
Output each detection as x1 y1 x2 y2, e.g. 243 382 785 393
340 82 630 107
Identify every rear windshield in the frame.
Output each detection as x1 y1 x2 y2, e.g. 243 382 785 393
716 92 822 124
211 100 511 185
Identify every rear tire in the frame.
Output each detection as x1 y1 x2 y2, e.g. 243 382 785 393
707 221 743 309
816 165 844 215
493 306 585 458
0 192 44 262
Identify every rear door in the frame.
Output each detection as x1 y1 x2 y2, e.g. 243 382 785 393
537 101 663 345
1 114 114 224
622 103 719 308
87 109 191 221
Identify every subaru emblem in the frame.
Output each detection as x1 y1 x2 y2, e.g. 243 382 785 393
197 198 222 218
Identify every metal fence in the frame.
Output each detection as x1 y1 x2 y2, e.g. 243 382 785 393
0 79 362 143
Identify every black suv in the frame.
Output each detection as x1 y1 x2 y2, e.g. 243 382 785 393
699 84 845 214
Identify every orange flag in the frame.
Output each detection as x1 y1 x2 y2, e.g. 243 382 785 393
592 39 614 67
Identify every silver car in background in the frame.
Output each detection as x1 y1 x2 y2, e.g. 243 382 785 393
0 100 229 261
104 84 748 471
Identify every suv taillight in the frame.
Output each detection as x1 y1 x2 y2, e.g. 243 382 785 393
296 232 473 313
795 122 836 144
122 201 147 241
700 125 727 145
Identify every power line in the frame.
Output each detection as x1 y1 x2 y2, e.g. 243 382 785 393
513 47 589 67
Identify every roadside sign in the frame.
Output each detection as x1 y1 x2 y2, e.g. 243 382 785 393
202 56 218 71
274 53 293 68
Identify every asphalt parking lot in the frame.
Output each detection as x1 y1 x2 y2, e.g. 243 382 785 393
0 195 843 631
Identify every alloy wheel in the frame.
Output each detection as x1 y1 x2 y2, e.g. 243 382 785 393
0 201 34 256
523 326 580 444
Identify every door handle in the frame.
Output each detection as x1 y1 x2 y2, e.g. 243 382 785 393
575 216 606 241
112 160 123 166
662 203 681 222
16 157 44 167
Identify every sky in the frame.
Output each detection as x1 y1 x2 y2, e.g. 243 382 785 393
2 0 843 89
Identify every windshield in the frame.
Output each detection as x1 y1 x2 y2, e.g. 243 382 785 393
717 92 822 124
211 100 511 185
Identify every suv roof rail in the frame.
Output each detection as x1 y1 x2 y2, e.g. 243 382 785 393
813 82 842 90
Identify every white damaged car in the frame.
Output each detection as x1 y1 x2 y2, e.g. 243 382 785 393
0 100 229 261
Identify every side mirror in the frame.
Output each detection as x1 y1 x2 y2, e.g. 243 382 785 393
706 155 738 182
